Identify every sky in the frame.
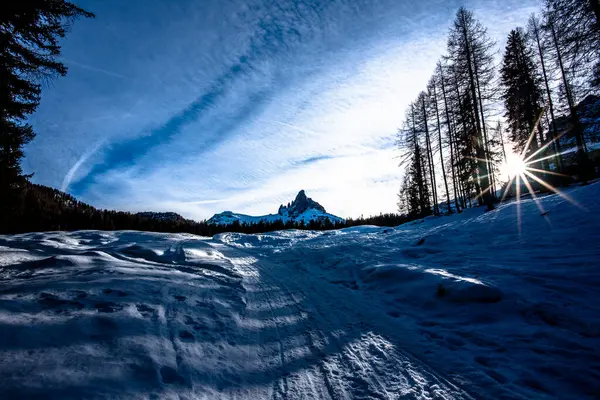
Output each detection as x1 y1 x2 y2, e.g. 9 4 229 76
24 0 541 221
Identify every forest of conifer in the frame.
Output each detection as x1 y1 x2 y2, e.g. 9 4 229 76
397 2 600 218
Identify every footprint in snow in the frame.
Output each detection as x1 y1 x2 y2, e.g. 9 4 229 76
102 288 128 297
136 304 156 318
179 330 195 341
160 366 184 385
38 292 84 312
95 301 122 313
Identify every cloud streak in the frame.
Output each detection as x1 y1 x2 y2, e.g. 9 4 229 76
61 140 105 192
61 57 131 80
26 0 543 219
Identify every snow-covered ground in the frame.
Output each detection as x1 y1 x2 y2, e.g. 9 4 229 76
1 183 599 399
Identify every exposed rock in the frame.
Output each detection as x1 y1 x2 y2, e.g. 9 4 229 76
279 190 326 218
208 190 343 225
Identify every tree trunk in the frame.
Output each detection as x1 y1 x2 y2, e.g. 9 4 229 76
474 59 495 199
421 96 439 215
439 65 462 212
550 19 590 181
461 22 494 210
432 83 453 214
498 123 507 165
532 17 563 172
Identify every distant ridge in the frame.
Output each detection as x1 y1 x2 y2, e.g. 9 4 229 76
208 190 343 225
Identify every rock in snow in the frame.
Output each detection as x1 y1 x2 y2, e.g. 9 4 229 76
208 190 343 225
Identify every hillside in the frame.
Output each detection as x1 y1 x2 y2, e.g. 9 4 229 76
1 182 204 234
1 182 401 235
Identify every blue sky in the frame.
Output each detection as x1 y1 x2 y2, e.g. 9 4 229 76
24 0 540 220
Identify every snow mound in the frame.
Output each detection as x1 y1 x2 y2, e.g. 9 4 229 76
360 264 502 304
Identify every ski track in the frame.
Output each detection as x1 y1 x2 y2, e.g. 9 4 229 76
217 242 469 400
0 232 470 399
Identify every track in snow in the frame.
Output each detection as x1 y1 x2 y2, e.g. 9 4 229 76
0 231 470 399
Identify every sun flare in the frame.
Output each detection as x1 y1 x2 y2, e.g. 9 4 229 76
501 154 527 178
494 115 584 234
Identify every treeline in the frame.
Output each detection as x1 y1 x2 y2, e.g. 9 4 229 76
397 1 600 218
0 182 413 235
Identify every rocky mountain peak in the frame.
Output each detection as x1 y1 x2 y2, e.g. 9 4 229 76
209 190 342 225
296 190 307 202
279 190 326 217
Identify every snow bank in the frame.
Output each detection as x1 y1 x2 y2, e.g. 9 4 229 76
217 182 600 399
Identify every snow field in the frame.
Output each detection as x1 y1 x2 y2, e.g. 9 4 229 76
0 182 599 398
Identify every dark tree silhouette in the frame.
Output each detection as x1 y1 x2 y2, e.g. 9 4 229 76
528 14 565 172
447 8 497 210
0 1 94 231
545 0 600 88
500 28 545 159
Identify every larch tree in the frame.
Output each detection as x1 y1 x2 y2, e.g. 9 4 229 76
447 7 496 210
545 0 600 87
528 14 564 172
544 10 593 178
428 74 453 214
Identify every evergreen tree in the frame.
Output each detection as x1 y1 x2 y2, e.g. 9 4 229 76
0 1 93 230
500 28 545 158
397 103 431 217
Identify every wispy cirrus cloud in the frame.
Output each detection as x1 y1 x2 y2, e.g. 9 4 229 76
26 0 542 220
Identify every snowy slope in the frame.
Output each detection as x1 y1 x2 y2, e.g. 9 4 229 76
1 183 599 398
0 233 466 399
208 190 343 225
218 182 600 399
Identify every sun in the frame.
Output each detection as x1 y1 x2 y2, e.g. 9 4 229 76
492 116 583 234
501 153 527 179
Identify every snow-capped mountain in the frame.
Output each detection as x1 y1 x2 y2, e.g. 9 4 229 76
208 190 343 225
